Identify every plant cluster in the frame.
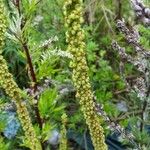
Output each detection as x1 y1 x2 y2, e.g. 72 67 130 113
0 0 150 150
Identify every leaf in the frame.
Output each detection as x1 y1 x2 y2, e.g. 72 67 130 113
38 88 64 120
38 88 57 117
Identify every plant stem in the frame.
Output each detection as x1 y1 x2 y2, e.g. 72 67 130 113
15 0 21 15
115 0 122 20
22 42 43 129
15 0 43 130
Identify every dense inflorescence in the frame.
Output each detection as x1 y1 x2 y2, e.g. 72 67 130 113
0 1 42 150
59 113 68 150
131 0 150 26
63 0 107 149
0 0 6 53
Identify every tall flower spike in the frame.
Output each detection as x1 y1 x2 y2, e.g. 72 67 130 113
59 113 68 150
0 1 42 150
63 0 107 149
0 0 6 53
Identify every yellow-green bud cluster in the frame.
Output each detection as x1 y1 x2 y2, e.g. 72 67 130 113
0 0 6 53
0 1 42 150
63 0 107 149
59 113 68 150
16 101 42 150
